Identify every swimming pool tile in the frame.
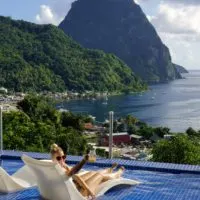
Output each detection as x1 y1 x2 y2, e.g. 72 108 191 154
1 150 200 174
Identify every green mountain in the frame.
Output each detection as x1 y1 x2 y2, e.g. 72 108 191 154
0 16 146 93
59 0 182 83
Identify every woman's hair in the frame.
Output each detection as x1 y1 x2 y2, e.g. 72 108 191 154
50 143 63 157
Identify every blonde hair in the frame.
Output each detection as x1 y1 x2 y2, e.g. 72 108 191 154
50 143 63 157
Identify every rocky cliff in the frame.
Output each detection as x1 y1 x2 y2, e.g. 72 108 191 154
59 0 182 83
174 64 188 73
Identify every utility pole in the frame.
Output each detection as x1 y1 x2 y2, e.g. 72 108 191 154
109 111 114 159
0 106 3 156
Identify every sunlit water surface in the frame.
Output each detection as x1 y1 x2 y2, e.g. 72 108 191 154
61 70 200 132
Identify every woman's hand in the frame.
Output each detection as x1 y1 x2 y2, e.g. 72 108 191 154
68 154 89 176
84 154 89 162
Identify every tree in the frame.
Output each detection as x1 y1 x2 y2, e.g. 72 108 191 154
96 148 106 158
154 127 170 138
152 135 200 165
0 16 146 93
113 121 118 133
3 111 34 150
125 115 138 126
186 127 199 138
117 123 125 132
127 125 137 135
56 127 87 155
138 126 154 139
61 112 85 131
4 94 88 154
17 94 57 122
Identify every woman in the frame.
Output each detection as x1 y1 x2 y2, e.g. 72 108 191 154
50 144 125 198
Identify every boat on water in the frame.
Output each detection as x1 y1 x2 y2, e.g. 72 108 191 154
102 101 108 105
58 108 69 112
102 95 108 105
88 115 96 120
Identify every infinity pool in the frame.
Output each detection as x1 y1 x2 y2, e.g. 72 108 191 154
0 158 200 200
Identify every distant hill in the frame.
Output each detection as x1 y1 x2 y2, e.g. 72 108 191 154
59 0 182 83
0 16 146 93
174 64 188 73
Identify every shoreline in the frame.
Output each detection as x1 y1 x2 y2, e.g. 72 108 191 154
47 89 148 103
0 88 148 111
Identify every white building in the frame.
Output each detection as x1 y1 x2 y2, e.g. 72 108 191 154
0 87 8 94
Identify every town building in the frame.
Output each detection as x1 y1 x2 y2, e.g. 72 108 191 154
101 132 131 146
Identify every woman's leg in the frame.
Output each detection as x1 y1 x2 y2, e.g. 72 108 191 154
77 162 117 182
85 172 104 194
98 163 118 174
74 167 125 197
102 167 125 182
73 172 105 197
79 171 96 182
86 167 125 193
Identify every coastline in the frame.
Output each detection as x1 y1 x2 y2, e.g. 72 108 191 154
41 88 148 103
0 88 148 112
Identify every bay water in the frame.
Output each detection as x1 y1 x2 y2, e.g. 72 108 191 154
61 70 200 132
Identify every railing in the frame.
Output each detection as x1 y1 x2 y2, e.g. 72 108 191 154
0 106 2 156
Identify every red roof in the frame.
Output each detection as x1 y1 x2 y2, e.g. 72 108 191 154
84 123 93 129
102 134 131 146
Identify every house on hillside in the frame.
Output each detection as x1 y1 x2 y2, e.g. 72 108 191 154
84 123 106 133
164 134 174 140
84 123 94 130
130 134 143 145
0 87 7 94
101 132 131 146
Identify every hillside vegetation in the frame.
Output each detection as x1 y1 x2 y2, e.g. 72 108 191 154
3 95 89 153
0 16 146 92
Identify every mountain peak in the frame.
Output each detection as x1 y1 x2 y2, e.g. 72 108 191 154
59 0 181 83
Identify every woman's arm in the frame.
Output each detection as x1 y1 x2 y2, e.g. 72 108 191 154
64 164 71 174
66 155 89 177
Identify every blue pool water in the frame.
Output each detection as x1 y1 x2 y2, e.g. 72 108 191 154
1 159 200 200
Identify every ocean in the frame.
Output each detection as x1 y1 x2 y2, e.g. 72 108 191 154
61 70 200 132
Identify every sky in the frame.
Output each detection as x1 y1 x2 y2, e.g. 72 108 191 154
0 0 200 70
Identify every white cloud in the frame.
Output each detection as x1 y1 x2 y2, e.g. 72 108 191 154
151 3 200 35
135 0 148 4
36 0 75 25
159 32 200 69
165 0 200 5
136 0 200 5
146 2 200 69
134 0 140 4
36 5 57 25
146 15 155 22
